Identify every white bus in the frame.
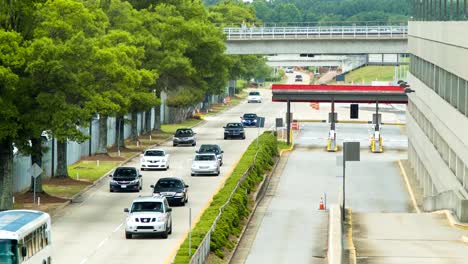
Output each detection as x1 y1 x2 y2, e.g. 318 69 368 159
0 210 51 264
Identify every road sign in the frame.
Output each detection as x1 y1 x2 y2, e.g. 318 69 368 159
256 117 265 128
29 163 43 179
343 142 360 161
275 118 283 128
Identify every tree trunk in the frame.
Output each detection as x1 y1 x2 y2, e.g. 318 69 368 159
145 109 152 134
0 138 14 210
116 116 125 148
55 140 69 178
30 137 43 193
154 106 161 130
131 112 138 141
97 115 108 154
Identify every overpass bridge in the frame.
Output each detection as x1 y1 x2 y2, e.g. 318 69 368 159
224 25 408 55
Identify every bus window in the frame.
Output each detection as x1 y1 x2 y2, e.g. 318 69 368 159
0 239 18 264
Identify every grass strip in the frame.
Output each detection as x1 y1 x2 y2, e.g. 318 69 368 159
173 132 278 263
68 161 121 182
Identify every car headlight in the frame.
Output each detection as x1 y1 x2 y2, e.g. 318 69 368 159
156 215 166 222
141 158 146 162
242 119 246 122
161 159 166 162
110 180 118 184
175 193 184 197
253 119 257 122
187 136 194 140
130 179 140 184
192 165 198 169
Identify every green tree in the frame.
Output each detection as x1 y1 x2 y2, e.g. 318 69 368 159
0 30 25 210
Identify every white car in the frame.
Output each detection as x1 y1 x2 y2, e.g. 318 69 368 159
191 153 220 176
124 195 172 239
140 149 169 171
247 91 262 103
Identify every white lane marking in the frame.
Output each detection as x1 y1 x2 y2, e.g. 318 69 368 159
113 222 123 233
79 222 124 264
97 238 109 249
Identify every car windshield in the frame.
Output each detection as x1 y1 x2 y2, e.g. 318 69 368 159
131 202 163 213
226 123 241 128
249 92 260 96
0 239 18 264
155 179 184 189
114 168 137 179
195 155 215 161
296 75 302 78
145 150 164 156
175 129 193 136
199 145 219 153
243 114 257 119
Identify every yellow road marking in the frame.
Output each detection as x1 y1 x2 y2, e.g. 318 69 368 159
432 210 468 230
347 208 357 264
398 160 421 213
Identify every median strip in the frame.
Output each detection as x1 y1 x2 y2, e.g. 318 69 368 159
172 132 279 263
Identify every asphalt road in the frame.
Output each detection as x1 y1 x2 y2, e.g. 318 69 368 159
241 87 410 263
51 88 284 264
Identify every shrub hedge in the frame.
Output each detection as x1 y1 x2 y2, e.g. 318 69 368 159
173 132 278 263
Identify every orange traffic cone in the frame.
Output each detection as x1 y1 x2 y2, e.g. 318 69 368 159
319 197 325 210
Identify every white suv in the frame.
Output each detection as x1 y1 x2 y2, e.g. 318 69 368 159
247 91 262 103
124 195 172 239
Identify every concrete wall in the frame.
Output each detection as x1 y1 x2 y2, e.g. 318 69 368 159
226 39 408 55
408 22 468 81
407 21 468 221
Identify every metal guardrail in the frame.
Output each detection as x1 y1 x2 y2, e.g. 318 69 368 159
189 150 261 264
223 25 408 40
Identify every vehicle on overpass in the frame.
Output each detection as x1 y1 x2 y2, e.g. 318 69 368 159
173 128 196 147
140 148 170 171
124 195 172 239
196 144 224 166
247 91 262 103
0 210 52 264
223 122 246 139
241 113 258 127
109 167 143 192
191 153 220 176
151 177 189 206
285 67 294 73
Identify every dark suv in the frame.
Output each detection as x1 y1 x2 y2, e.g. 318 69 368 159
151 177 189 206
241 113 258 127
196 144 224 166
109 167 142 192
173 128 196 146
224 123 245 140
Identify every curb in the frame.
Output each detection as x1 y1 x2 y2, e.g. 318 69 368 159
398 160 421 213
432 210 468 230
347 208 357 264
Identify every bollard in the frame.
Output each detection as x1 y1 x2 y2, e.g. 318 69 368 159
97 160 100 167
38 197 41 206
76 172 79 180
118 150 121 157
137 141 140 147
12 196 15 204
149 135 152 141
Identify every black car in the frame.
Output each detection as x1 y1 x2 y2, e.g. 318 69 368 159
109 167 142 192
295 74 303 82
241 113 258 127
173 128 196 146
151 177 189 206
197 144 224 166
224 123 245 140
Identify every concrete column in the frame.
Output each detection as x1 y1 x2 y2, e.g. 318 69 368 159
286 100 291 145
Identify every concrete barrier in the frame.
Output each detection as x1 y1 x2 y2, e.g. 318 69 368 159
327 204 343 264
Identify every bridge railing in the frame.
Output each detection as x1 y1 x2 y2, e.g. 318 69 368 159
223 25 408 40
